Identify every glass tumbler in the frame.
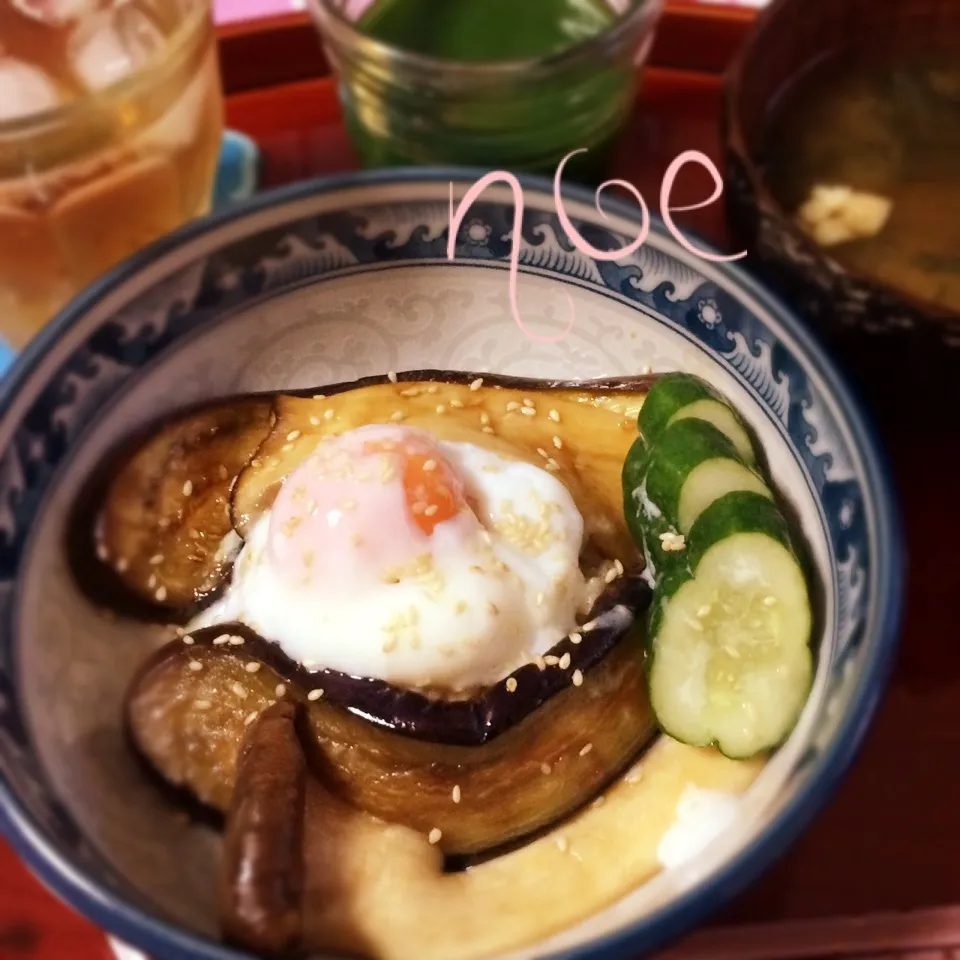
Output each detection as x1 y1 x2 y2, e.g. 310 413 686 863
308 0 665 182
0 0 224 349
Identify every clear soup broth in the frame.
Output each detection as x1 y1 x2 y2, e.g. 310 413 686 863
765 57 960 314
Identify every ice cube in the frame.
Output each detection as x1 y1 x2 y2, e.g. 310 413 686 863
0 59 62 123
12 0 98 27
68 7 165 91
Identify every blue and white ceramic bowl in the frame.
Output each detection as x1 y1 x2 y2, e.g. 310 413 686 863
0 170 901 960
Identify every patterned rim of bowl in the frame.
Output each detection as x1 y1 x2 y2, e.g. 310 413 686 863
0 167 903 960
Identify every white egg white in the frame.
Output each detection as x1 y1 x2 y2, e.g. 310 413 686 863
191 440 587 692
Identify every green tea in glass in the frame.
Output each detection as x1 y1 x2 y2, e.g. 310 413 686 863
308 0 665 181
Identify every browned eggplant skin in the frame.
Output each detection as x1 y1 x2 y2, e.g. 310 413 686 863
194 572 649 746
80 370 655 616
72 398 274 618
221 701 306 958
125 588 654 854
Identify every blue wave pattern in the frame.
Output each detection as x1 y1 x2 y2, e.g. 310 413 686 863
0 194 870 884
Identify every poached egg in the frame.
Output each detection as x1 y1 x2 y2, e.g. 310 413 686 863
192 424 587 691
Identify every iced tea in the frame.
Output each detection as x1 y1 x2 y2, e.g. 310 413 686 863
0 0 223 348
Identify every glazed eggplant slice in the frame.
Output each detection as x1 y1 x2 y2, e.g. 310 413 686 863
223 708 762 960
93 399 274 609
126 576 654 855
230 372 651 565
221 701 305 958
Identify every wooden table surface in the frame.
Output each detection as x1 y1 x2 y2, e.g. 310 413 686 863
2 65 959 960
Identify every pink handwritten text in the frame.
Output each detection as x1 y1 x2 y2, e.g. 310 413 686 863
447 148 747 341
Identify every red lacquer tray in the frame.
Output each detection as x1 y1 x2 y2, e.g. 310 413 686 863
3 7 960 960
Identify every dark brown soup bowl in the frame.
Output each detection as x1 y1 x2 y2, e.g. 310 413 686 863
723 0 960 422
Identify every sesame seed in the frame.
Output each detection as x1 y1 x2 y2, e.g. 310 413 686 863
400 387 421 397
523 397 535 408
275 684 287 698
194 700 211 710
182 480 193 497
592 795 605 809
424 504 439 517
548 409 561 422
182 635 195 645
149 554 164 565
479 411 490 425
436 404 447 414
175 626 185 637
534 655 547 671
244 661 261 674
556 835 569 853
390 410 405 421
470 378 483 391
572 669 584 686
213 634 230 646
604 566 619 584
312 394 326 400
582 619 599 632
687 617 704 632
423 459 437 472
449 398 464 409
544 655 560 666
570 632 582 645
545 458 560 471
281 443 293 452
559 652 571 669
309 416 320 426
428 828 442 844
626 766 644 784
580 743 593 757
244 711 258 726
482 426 495 434
286 430 301 442
228 635 245 646
324 409 334 420
155 586 167 602
232 682 247 699
614 559 624 576
452 785 461 803
541 763 552 775
427 385 439 394
307 688 324 701
506 677 518 692
659 531 686 552
506 401 521 412
387 371 398 383
537 447 549 459
188 660 202 672
552 436 563 449
520 407 536 417
115 557 129 573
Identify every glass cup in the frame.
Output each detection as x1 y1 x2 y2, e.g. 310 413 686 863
0 0 224 349
308 0 665 183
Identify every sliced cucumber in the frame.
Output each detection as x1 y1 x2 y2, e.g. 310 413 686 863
638 372 756 463
649 506 812 758
668 399 755 465
623 374 814 758
644 418 770 533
